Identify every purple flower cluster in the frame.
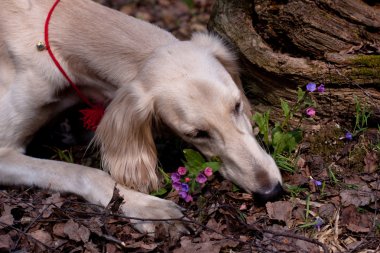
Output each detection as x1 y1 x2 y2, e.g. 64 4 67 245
306 83 325 93
171 170 192 202
305 83 325 118
170 166 214 202
196 167 213 183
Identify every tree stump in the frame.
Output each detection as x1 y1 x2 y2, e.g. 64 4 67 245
209 0 380 125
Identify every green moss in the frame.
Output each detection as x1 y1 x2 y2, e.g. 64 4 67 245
352 55 380 68
348 144 367 172
308 127 345 158
352 67 380 79
350 55 380 80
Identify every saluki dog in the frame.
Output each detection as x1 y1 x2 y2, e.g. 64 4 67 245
0 0 283 235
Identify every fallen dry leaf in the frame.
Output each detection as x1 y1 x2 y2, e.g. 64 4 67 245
63 219 91 243
266 201 293 223
295 239 321 253
199 219 227 241
369 180 380 190
83 217 103 237
318 204 336 220
84 241 101 253
29 230 53 247
205 218 226 233
341 205 372 233
297 156 307 169
340 185 374 207
124 241 158 251
0 234 13 251
239 203 247 210
0 204 14 227
264 235 294 252
41 193 64 218
364 151 378 173
173 236 238 253
343 236 362 250
105 243 118 253
53 223 66 237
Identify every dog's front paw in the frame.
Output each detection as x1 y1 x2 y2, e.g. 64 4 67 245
116 186 188 237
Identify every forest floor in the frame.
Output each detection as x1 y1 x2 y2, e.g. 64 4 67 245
0 1 379 252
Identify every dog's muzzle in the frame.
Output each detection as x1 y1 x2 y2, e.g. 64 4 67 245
253 182 283 204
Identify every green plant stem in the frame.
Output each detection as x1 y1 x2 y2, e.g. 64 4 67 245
305 194 311 221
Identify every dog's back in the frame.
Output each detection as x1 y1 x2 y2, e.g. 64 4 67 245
0 0 177 149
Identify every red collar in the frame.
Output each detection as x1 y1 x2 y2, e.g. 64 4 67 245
43 0 104 131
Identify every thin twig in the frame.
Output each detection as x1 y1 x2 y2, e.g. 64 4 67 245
13 204 52 249
254 226 330 253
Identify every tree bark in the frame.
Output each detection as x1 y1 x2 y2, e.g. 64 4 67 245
208 0 380 124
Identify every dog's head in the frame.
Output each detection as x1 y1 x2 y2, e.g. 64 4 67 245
96 33 282 202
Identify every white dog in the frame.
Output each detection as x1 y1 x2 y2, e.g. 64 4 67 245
0 0 282 235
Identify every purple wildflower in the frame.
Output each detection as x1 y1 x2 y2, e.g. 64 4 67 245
181 183 189 192
317 84 325 93
184 194 193 202
196 173 207 184
177 166 187 175
305 107 316 117
179 191 188 199
172 182 182 191
306 82 317 92
204 167 213 177
345 132 353 141
315 216 324 231
171 173 181 182
310 176 322 187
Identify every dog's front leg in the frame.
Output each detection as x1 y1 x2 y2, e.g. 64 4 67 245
0 148 187 236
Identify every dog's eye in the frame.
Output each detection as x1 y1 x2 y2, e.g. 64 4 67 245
234 102 242 114
194 130 209 138
185 130 209 139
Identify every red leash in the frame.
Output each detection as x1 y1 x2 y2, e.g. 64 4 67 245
43 0 105 131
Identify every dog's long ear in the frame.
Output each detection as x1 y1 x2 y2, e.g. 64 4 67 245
95 85 159 193
191 33 252 117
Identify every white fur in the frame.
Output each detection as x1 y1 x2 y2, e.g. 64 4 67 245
0 0 282 235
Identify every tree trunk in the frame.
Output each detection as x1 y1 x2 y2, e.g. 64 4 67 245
208 0 380 124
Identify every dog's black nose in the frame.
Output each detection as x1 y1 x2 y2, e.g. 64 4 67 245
253 182 283 204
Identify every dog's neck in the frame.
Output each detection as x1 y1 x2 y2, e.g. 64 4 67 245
48 0 177 98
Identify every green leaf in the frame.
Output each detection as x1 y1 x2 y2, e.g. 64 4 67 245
252 112 264 133
183 149 205 170
253 111 270 146
274 153 295 173
232 184 241 192
297 87 306 103
151 187 168 197
202 162 221 172
289 129 303 143
280 99 291 119
273 131 297 154
272 131 286 154
299 221 317 229
181 0 194 8
285 135 298 153
157 167 171 185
